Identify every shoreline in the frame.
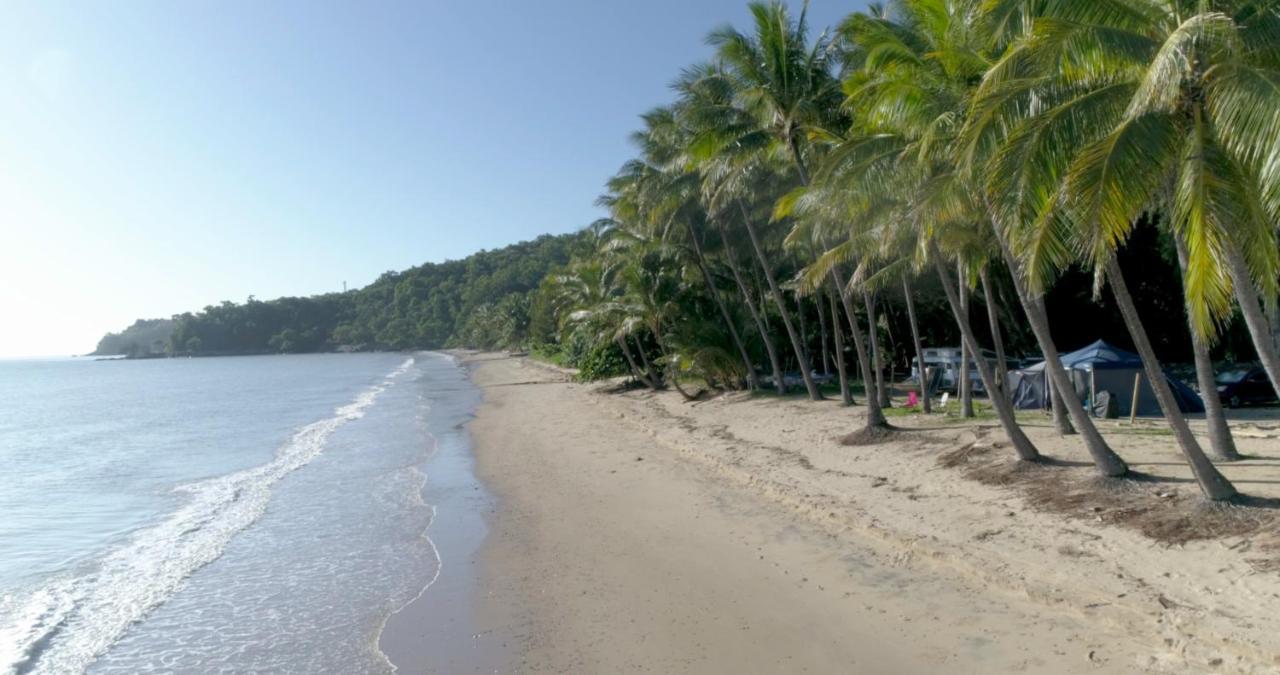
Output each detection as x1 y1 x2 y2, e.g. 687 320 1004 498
377 352 506 674
392 351 1280 673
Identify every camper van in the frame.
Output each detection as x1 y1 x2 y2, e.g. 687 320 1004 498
910 347 1004 394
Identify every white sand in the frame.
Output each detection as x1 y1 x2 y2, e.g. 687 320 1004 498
461 353 1280 673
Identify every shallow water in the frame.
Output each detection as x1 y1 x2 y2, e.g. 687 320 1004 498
0 352 484 674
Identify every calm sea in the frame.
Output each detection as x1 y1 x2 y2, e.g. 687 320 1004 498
0 352 485 674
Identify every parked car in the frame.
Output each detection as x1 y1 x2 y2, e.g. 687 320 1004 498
1216 368 1278 408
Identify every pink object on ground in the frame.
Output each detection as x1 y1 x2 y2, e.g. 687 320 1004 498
907 391 919 407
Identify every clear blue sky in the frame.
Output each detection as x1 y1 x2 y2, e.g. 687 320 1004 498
0 1 863 356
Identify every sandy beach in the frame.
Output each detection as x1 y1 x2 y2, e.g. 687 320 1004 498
433 352 1280 674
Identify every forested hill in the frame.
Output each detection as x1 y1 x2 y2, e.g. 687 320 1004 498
91 319 176 357
92 232 588 356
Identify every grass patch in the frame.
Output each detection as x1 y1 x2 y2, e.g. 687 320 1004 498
528 345 570 368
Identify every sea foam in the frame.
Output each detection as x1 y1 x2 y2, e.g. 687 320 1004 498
0 357 415 675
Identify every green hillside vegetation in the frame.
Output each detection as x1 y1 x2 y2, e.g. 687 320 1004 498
96 233 587 357
91 318 175 357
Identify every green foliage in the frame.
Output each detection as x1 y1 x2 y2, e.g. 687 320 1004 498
573 340 628 382
99 233 584 357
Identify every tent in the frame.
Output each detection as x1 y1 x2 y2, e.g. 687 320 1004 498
1007 340 1204 416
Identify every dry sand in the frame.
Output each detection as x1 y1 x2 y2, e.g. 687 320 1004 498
456 352 1280 674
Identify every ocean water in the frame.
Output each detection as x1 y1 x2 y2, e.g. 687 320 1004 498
0 351 484 674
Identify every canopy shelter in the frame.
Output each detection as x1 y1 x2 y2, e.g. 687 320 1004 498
1007 340 1203 417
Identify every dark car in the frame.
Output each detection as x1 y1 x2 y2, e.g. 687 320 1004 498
1216 368 1278 408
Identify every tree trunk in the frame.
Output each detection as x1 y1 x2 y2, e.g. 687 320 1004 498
1224 242 1280 402
1176 236 1241 461
931 245 1041 461
1048 358 1078 436
1049 376 1080 435
902 276 932 414
633 335 663 389
688 221 756 390
668 372 701 401
1268 300 1280 357
1105 257 1237 500
740 209 823 400
865 292 892 408
958 263 975 418
716 221 785 395
797 292 812 374
833 266 890 427
817 291 831 377
828 283 853 406
617 336 655 389
996 240 1132 474
979 267 1009 399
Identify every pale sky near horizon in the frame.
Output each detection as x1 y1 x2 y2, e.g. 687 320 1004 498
0 1 862 357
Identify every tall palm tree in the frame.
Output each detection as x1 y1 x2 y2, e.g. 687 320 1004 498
612 108 761 389
778 178 893 431
802 0 1047 460
820 0 1140 472
971 0 1277 498
705 1 847 400
979 0 1280 388
671 67 793 396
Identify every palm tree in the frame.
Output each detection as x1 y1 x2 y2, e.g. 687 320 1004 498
777 178 894 431
550 255 660 389
610 108 760 389
806 0 1045 460
1175 233 1241 461
705 1 846 400
820 0 1140 472
971 0 1274 498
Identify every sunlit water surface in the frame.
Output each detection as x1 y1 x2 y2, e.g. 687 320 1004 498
0 352 480 674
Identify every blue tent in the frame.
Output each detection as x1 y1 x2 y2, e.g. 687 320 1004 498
1008 340 1204 416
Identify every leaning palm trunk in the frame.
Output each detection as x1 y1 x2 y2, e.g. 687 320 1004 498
828 284 853 406
996 239 1130 474
796 292 812 373
1268 301 1280 356
687 221 756 390
979 268 1009 399
1044 376 1075 435
1176 237 1241 462
1224 243 1280 401
616 336 655 389
653 321 701 402
740 213 823 400
816 292 831 377
864 292 892 408
930 244 1040 461
902 276 931 414
716 222 785 395
832 266 890 429
957 264 974 418
1105 257 1236 500
632 335 663 389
